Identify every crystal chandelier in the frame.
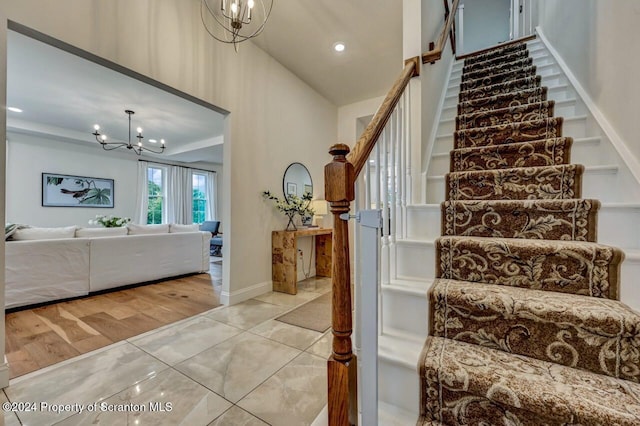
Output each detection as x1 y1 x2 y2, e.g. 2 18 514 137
200 0 273 51
92 110 165 156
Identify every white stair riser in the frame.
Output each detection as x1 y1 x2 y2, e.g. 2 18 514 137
448 72 567 93
571 139 616 166
563 117 588 139
435 114 587 142
428 154 449 178
382 287 429 336
547 84 573 101
440 92 576 121
437 100 580 136
403 205 640 251
429 138 608 177
393 238 640 315
379 359 419 415
449 63 559 86
432 135 453 155
582 168 628 203
621 259 640 312
451 46 545 72
599 208 640 250
438 119 455 135
440 106 458 121
426 179 445 204
425 167 620 204
396 242 435 280
407 207 442 240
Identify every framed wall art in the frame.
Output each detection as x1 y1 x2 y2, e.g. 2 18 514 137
42 173 114 208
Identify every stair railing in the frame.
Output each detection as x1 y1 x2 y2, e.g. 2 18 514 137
323 1 459 424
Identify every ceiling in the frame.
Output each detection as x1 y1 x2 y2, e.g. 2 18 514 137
6 31 227 165
6 2 403 164
251 0 403 106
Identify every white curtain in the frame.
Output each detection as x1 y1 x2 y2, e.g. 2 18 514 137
167 165 193 224
134 161 149 224
206 171 217 221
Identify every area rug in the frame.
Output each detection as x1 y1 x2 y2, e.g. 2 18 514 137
275 292 332 332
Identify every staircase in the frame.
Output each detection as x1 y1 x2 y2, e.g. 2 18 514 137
410 39 640 424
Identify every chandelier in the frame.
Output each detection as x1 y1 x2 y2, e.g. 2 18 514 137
200 0 273 51
92 110 165 156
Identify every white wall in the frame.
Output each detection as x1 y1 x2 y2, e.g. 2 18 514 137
0 1 337 312
7 134 137 226
337 96 385 144
420 0 456 201
6 133 224 227
537 0 640 172
461 0 511 53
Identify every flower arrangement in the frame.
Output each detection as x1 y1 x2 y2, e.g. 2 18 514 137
262 190 315 230
88 214 131 228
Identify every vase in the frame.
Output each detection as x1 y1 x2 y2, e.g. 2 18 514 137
285 213 297 231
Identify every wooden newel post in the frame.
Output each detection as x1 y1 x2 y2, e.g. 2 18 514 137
325 143 358 426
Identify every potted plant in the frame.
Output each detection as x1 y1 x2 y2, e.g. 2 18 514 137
262 190 315 230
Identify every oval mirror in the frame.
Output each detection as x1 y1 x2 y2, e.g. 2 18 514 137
283 162 313 202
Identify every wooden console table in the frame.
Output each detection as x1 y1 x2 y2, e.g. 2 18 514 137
272 228 332 294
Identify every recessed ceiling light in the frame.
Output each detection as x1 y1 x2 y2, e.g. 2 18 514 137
149 139 157 143
7 107 22 113
333 42 345 52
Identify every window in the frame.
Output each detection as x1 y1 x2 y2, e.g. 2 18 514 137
192 173 207 224
147 167 165 224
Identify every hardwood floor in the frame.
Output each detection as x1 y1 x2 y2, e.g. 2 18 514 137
5 259 222 379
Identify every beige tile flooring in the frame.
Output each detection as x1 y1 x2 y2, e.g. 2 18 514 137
2 274 332 425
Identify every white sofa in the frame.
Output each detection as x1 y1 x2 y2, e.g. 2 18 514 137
5 227 210 309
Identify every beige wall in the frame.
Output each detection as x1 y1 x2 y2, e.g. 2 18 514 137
537 0 640 172
420 0 456 200
0 1 337 313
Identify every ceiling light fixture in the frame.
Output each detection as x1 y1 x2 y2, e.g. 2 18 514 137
91 110 165 156
333 42 346 52
7 107 23 113
200 0 273 52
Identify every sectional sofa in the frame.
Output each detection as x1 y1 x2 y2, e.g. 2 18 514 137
5 224 210 309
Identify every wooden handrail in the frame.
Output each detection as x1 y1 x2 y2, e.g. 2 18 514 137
324 2 458 424
422 0 461 64
347 57 419 178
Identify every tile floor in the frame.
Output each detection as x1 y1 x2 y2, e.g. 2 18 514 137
2 276 332 425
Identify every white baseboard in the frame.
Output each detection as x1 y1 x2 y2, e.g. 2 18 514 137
220 280 272 305
535 26 640 188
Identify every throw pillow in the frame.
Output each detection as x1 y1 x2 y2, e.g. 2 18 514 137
127 223 170 235
75 227 128 238
5 223 19 240
12 225 77 240
169 224 200 233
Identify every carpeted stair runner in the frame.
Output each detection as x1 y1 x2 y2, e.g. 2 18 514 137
428 279 640 381
446 164 583 201
459 76 542 102
462 57 533 82
436 236 622 298
454 117 564 148
441 199 599 241
457 87 548 115
460 66 537 92
450 137 572 171
456 100 554 130
418 39 640 424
